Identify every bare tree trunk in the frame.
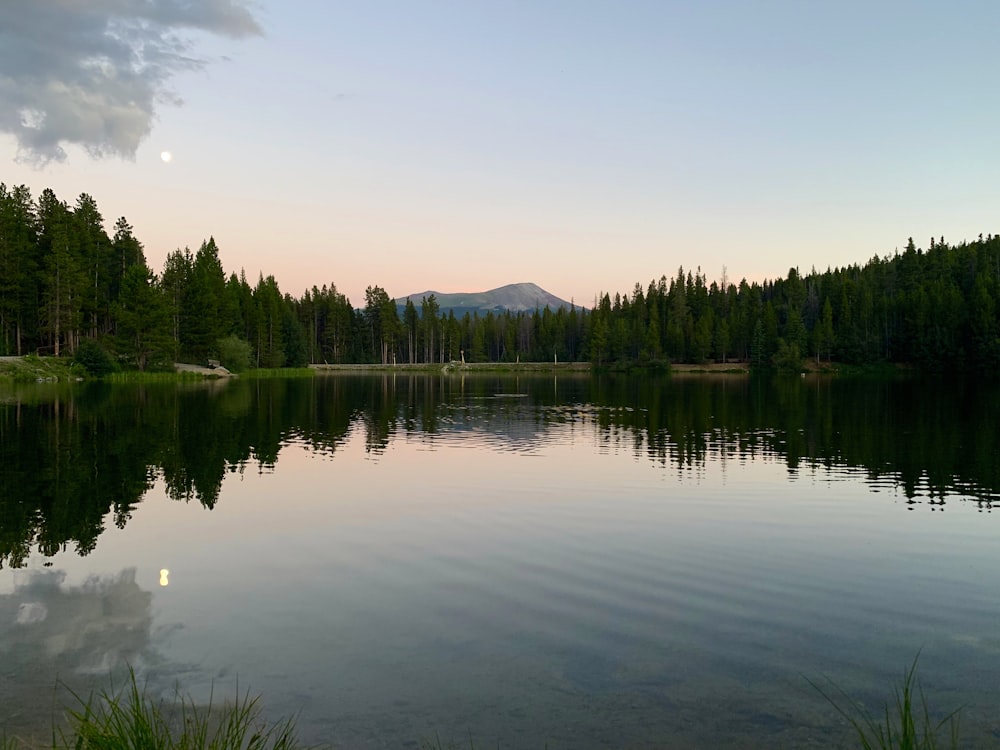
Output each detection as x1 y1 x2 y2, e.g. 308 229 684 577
54 264 61 357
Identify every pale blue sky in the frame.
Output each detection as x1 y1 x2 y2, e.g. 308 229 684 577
2 1 997 307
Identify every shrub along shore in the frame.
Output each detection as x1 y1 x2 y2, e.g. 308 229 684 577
2 354 865 384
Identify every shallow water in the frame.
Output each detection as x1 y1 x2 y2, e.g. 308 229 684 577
1 373 998 747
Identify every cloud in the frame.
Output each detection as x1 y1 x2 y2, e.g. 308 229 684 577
0 0 262 164
0 569 153 673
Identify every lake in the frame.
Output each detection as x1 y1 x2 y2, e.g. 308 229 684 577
1 372 998 748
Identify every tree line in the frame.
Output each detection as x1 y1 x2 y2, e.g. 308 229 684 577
1 183 998 371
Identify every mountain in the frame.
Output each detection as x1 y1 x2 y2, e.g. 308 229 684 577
395 282 578 316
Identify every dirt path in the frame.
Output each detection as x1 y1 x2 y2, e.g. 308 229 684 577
173 362 236 376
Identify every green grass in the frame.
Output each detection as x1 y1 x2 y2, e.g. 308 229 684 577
103 370 207 383
0 354 78 383
0 357 328 384
810 655 961 750
0 658 966 749
2 668 312 750
242 367 316 379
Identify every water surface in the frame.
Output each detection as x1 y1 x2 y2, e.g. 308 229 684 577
1 374 998 748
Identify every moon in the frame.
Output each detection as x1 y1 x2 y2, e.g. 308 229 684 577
160 151 172 163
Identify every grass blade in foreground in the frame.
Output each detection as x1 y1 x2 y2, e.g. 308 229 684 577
47 667 311 750
809 655 961 750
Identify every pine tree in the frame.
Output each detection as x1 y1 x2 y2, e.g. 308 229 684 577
72 193 111 338
114 264 172 370
182 238 228 361
0 184 38 355
255 274 286 367
37 189 84 356
403 298 418 363
161 249 192 361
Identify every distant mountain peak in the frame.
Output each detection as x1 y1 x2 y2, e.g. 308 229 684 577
397 282 576 314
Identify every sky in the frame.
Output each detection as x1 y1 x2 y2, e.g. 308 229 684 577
1 1 998 308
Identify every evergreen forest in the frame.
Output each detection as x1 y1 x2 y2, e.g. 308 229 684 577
1 183 998 372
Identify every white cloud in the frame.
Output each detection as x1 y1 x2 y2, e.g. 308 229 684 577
0 0 262 164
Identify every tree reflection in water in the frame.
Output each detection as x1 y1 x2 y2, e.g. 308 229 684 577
0 373 996 570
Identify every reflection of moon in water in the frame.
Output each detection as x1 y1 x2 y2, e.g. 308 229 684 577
160 151 172 163
160 569 170 587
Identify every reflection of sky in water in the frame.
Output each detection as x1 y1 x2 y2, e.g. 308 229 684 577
0 568 174 742
3 419 1000 748
0 569 151 672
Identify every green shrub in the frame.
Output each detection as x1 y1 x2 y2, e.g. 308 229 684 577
772 339 804 374
73 341 118 377
217 335 253 373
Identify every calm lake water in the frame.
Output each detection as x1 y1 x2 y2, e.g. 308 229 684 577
1 373 998 748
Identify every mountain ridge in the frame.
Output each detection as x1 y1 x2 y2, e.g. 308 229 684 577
395 282 578 314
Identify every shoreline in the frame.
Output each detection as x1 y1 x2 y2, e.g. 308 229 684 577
0 355 884 383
